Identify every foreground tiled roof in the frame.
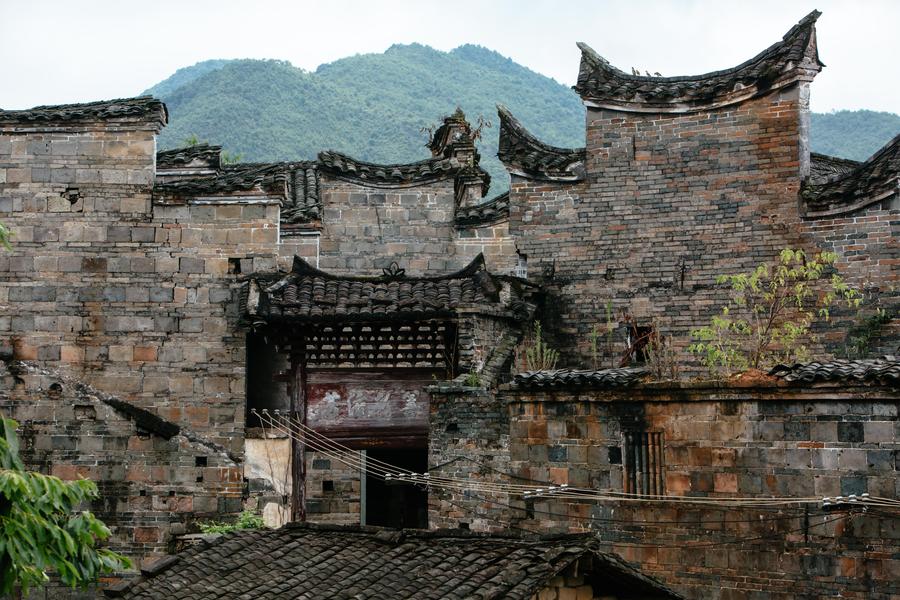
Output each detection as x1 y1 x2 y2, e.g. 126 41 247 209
801 134 900 216
512 368 648 389
244 253 513 323
497 106 586 182
769 357 900 386
456 192 510 228
114 524 682 600
0 96 167 125
574 11 822 112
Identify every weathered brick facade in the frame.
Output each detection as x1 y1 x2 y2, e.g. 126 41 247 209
0 9 898 600
426 376 900 599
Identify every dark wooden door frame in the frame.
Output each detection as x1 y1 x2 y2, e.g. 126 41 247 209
289 345 307 522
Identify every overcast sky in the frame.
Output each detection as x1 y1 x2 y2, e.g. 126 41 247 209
1 0 898 114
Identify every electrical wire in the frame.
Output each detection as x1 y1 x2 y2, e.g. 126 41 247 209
252 409 895 523
261 410 828 507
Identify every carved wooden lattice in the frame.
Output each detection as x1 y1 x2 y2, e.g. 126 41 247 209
294 321 456 369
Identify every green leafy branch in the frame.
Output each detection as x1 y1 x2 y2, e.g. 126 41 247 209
689 249 862 378
0 416 131 595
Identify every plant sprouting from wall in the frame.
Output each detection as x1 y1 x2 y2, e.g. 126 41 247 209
197 510 265 534
642 323 681 381
844 304 894 359
463 371 482 387
516 321 559 372
589 301 617 369
689 249 863 377
0 223 10 251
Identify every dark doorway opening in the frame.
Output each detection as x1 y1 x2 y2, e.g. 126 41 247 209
365 448 428 529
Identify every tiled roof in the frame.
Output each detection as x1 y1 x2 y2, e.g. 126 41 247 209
809 153 861 184
456 192 510 228
114 523 682 600
318 150 463 186
283 165 322 223
512 368 648 389
801 134 900 216
497 106 586 182
156 144 222 171
769 357 900 386
0 96 167 125
153 161 310 200
245 254 513 323
153 146 323 221
574 11 823 112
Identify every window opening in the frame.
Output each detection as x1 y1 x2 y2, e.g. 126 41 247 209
625 323 654 364
623 430 665 496
514 252 528 279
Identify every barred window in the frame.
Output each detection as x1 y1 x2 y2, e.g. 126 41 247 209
623 430 665 495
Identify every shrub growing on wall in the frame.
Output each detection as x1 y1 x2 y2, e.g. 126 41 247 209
689 249 862 378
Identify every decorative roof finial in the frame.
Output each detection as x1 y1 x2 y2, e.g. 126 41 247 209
382 262 406 280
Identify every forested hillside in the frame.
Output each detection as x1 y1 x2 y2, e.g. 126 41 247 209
145 47 900 195
810 110 900 160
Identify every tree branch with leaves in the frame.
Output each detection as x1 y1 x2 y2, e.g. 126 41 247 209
0 416 130 595
689 249 862 378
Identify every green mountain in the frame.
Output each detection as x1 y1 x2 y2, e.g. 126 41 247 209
810 110 900 161
144 48 900 195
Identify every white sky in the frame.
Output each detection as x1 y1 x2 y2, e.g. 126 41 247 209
1 0 898 114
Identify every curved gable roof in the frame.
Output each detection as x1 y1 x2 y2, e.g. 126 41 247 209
497 105 586 182
574 11 823 113
802 133 900 217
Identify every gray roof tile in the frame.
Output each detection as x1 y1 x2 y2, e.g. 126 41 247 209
802 134 900 216
0 96 167 125
769 357 900 386
512 368 648 389
497 107 585 182
116 524 683 600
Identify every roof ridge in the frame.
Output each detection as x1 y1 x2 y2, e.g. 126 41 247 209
0 95 168 125
802 132 900 216
574 11 822 111
286 252 487 283
318 149 457 171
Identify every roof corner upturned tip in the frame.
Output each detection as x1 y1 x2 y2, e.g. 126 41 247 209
498 108 586 182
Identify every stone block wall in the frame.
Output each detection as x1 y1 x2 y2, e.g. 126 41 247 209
427 388 513 531
456 219 518 275
489 383 899 599
801 203 900 356
0 117 285 455
280 175 517 276
0 360 242 567
305 450 362 525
